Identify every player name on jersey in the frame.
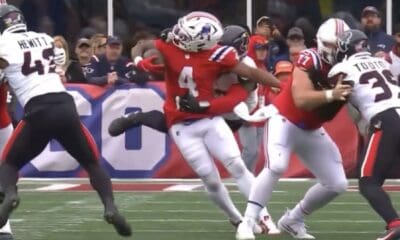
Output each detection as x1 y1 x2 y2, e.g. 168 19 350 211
17 36 50 50
353 59 386 72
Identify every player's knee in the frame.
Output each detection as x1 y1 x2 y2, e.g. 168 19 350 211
328 179 348 194
359 177 380 197
225 157 247 179
269 162 288 175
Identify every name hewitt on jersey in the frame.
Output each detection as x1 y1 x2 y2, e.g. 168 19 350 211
17 36 51 50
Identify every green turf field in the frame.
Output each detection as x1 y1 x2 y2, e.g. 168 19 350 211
9 179 397 240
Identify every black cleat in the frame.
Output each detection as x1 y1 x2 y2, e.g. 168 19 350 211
0 194 19 229
377 227 400 240
0 233 14 240
108 112 141 137
104 210 132 237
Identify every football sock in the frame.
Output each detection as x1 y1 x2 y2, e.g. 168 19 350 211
0 163 18 197
359 177 399 224
244 168 280 220
0 221 11 234
85 163 116 211
202 173 242 223
292 183 339 220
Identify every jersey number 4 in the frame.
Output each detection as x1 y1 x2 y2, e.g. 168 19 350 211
360 69 399 102
22 47 56 76
178 66 199 97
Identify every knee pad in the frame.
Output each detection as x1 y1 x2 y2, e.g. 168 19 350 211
225 157 247 179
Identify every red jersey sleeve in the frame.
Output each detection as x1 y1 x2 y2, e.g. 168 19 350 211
296 49 322 72
209 46 239 70
154 39 170 54
206 84 248 115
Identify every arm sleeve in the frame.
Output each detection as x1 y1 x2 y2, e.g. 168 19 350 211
206 84 249 115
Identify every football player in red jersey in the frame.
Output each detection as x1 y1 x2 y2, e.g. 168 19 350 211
132 13 281 232
236 18 353 240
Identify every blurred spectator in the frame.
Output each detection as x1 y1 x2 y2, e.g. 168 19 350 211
286 27 306 63
86 36 148 86
74 38 94 78
389 23 400 81
361 6 395 54
293 17 316 48
90 33 108 56
273 60 293 82
53 36 86 83
332 11 361 30
248 35 268 69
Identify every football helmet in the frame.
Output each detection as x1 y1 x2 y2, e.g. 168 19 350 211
219 25 249 59
0 5 26 34
172 11 223 52
335 29 369 62
316 18 349 65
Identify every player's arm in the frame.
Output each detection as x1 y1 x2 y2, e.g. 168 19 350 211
0 58 9 70
231 62 281 88
131 40 164 74
291 66 351 111
131 40 156 60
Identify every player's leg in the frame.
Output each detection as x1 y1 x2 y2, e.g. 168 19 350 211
236 115 293 239
0 124 13 239
279 127 347 239
206 118 279 235
54 97 131 236
238 124 259 172
358 112 400 239
0 120 49 228
108 110 167 136
170 119 242 225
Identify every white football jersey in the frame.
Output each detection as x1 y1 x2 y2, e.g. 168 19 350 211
214 56 258 120
0 31 65 106
329 52 400 122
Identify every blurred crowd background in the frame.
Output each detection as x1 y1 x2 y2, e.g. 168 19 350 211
4 0 399 57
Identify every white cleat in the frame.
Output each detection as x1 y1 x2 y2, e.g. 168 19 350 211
277 209 315 239
259 215 281 235
236 217 256 240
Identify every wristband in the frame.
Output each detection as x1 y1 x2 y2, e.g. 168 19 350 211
325 90 334 102
133 56 143 66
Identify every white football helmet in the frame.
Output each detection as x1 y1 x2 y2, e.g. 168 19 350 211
172 11 223 52
316 18 349 65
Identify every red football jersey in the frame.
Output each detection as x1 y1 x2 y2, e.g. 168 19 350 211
273 48 332 129
154 39 239 127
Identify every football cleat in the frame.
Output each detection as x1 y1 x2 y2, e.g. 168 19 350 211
104 210 132 237
259 215 281 235
376 227 400 240
0 233 13 240
108 111 141 136
236 217 255 240
277 209 315 239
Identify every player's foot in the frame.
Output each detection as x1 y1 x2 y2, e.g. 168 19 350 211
108 111 141 136
278 209 315 239
104 209 132 237
0 192 19 229
259 214 281 235
235 217 255 240
0 233 13 240
377 227 400 240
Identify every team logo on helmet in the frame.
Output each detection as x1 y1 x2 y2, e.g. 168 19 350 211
337 31 352 53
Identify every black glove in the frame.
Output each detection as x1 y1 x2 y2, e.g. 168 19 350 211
127 67 150 86
177 92 210 113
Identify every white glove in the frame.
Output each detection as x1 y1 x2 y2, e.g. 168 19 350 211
0 69 4 82
54 47 66 66
233 102 279 122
